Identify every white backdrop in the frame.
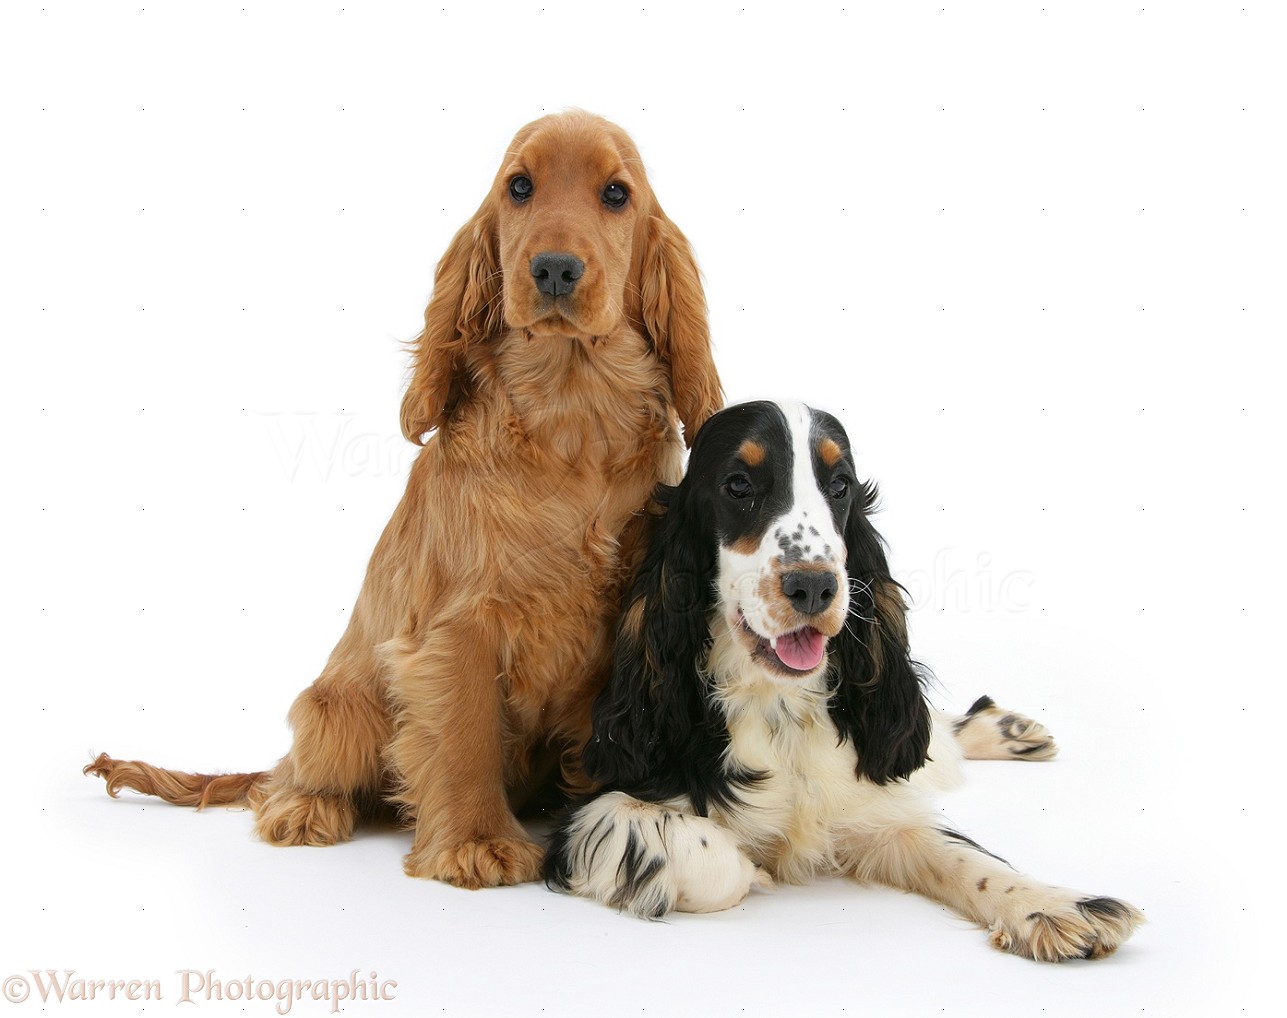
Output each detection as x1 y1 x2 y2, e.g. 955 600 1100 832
2 2 1281 1015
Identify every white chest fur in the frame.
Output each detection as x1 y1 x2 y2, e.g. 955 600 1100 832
712 659 964 884
716 678 865 881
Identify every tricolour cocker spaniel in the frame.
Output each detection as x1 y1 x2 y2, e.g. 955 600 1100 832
86 110 722 889
544 400 1144 961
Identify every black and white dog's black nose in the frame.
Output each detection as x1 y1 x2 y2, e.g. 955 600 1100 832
530 252 584 297
781 570 838 617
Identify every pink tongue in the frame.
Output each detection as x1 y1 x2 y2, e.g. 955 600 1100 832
773 627 826 671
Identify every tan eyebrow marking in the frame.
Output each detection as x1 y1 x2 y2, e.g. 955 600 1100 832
738 440 765 467
817 437 843 467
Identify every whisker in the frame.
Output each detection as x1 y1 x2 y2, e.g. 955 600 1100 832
847 577 874 597
840 618 873 652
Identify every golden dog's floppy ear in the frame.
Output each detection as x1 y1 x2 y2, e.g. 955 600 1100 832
400 199 502 444
633 210 723 446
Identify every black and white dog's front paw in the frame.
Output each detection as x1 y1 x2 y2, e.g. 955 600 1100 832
544 791 770 918
987 891 1145 961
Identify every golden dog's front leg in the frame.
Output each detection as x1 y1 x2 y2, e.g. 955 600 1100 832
384 626 543 889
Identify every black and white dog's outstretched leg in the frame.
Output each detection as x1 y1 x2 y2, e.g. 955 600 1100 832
844 813 1143 961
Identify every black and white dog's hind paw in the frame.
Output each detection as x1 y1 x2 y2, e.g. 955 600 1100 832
544 791 772 918
952 695 1059 761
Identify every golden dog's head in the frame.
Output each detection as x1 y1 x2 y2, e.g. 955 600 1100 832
400 110 721 446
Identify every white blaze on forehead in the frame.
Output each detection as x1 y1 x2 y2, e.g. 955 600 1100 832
778 401 843 567
717 401 849 638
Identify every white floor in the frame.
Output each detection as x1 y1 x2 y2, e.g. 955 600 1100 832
14 648 1264 1015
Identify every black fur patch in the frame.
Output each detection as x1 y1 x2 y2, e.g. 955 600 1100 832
697 401 794 551
825 470 932 784
541 803 582 892
1077 897 1138 924
809 409 858 538
608 822 670 918
580 409 781 813
954 694 996 734
939 827 1013 869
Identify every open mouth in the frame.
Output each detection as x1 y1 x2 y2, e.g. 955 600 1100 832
737 613 828 676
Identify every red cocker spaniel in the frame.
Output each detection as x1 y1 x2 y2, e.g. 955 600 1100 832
87 110 722 889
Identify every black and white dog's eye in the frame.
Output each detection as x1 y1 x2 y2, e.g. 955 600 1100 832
602 182 628 208
828 477 850 499
509 175 534 202
725 476 754 500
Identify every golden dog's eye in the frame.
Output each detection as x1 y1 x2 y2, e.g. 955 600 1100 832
602 182 628 209
509 175 533 202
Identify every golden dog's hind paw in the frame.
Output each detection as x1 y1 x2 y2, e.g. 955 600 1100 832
254 788 355 847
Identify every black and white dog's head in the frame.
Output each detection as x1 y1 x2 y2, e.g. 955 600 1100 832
706 401 854 680
584 401 931 812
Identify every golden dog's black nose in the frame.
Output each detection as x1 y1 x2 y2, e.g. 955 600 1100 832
530 252 584 297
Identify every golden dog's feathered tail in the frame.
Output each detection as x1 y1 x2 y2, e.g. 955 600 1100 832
83 753 270 809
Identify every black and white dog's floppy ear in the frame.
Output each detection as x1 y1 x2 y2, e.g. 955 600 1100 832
581 481 730 812
827 482 932 784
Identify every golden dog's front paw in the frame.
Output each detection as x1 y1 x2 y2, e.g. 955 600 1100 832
404 837 544 889
989 896 1145 961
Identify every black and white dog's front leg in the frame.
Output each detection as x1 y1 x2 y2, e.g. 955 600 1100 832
845 820 1144 961
543 792 769 918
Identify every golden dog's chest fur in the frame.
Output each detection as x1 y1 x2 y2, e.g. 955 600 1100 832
373 329 684 791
